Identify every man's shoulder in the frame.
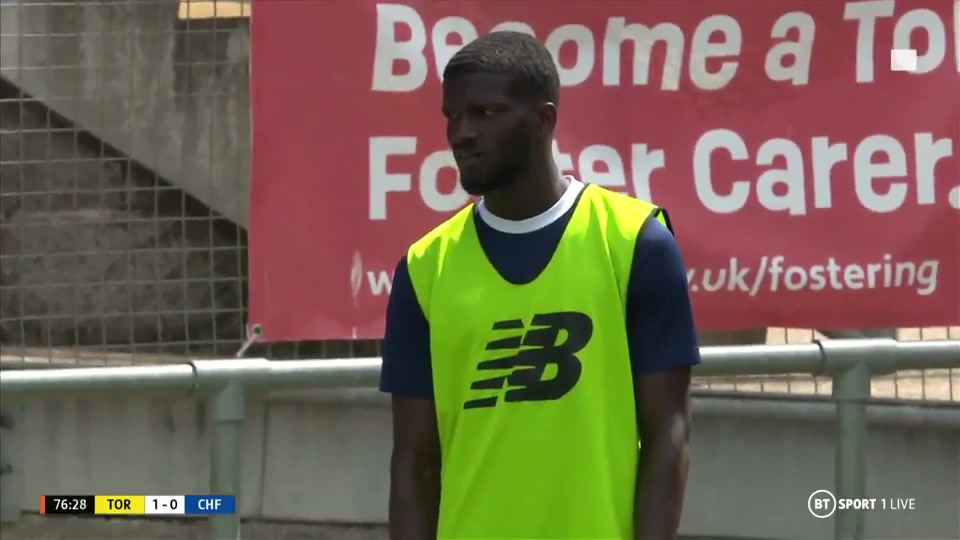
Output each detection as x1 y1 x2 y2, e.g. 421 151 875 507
583 185 663 239
587 184 659 217
635 216 676 248
408 204 476 260
586 184 651 205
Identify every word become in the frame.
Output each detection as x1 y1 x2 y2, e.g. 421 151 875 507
372 0 960 91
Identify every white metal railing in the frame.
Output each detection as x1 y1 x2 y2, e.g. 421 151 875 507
2 339 958 540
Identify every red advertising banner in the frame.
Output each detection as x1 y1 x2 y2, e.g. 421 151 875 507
249 0 960 342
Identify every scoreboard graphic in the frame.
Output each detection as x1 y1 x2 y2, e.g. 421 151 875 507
40 495 235 516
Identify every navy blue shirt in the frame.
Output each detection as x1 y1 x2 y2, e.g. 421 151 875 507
380 183 700 398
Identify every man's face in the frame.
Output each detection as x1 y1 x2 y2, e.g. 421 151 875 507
442 72 539 196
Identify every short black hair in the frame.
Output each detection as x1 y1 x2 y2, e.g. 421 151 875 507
443 31 560 105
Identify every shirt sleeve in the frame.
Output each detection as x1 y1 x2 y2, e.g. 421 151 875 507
625 218 702 377
379 256 434 398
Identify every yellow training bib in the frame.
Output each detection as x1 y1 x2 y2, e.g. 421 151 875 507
407 184 667 540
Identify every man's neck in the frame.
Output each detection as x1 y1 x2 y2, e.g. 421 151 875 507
481 166 568 221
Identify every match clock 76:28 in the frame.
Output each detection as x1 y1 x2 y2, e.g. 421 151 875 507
41 495 95 515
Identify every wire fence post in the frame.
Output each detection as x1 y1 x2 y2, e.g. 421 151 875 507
819 339 897 540
193 359 269 540
832 361 869 540
210 382 244 540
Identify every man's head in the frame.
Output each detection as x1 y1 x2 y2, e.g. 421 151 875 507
442 32 560 196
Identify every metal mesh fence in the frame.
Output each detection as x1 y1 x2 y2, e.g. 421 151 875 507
0 0 956 401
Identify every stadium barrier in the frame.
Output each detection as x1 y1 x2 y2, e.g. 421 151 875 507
2 339 958 540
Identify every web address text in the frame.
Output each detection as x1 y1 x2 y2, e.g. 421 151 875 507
363 254 940 297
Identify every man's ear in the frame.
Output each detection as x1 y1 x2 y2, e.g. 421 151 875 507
538 102 558 136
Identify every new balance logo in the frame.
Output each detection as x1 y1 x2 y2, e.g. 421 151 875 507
464 312 594 410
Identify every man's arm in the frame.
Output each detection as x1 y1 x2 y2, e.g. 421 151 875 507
625 219 700 540
379 257 441 540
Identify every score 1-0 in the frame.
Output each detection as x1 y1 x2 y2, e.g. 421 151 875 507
145 495 185 515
